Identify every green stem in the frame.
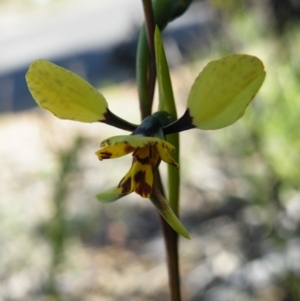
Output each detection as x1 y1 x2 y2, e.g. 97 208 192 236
139 2 186 300
137 0 193 120
161 220 181 301
154 172 181 301
136 27 152 119
141 0 157 119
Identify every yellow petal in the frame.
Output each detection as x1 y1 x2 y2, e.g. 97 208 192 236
187 54 266 130
95 143 136 160
115 147 154 198
157 144 179 168
131 159 153 198
26 60 108 122
133 146 151 159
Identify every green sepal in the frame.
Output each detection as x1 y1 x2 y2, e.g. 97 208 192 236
150 186 190 239
96 186 129 203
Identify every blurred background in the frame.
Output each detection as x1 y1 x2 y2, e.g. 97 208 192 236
1 0 300 300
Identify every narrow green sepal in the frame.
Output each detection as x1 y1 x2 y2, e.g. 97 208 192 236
150 186 190 239
96 186 129 203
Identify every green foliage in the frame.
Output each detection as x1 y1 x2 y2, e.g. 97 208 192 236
43 136 86 298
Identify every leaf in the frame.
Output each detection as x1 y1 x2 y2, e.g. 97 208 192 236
26 60 108 122
187 54 266 130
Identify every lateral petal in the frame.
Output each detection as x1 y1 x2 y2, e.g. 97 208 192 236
187 55 266 130
26 60 108 122
156 144 179 168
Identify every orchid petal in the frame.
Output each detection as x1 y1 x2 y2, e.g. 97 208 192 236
187 54 266 130
156 144 179 168
26 60 108 122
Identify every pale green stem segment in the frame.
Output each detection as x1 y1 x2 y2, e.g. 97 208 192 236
154 27 180 216
150 186 190 239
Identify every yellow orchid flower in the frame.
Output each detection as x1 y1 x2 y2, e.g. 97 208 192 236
25 53 265 239
95 135 179 198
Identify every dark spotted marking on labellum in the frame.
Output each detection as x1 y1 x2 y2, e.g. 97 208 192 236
134 155 150 165
124 145 136 153
134 170 152 197
119 176 132 194
99 152 112 159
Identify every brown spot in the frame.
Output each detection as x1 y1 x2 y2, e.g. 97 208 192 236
134 170 152 197
134 170 145 183
99 152 112 159
118 176 131 194
134 155 150 165
124 145 135 153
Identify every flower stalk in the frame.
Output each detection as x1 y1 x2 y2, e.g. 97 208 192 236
139 2 184 300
